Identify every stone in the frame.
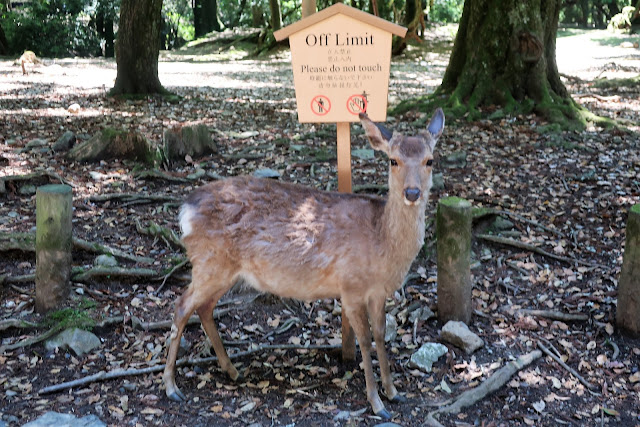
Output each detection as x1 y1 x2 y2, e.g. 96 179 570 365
408 306 435 323
253 168 281 179
22 411 105 427
440 320 484 354
409 342 448 372
67 103 81 114
94 254 118 267
19 139 48 153
53 131 76 152
45 328 101 356
384 313 397 342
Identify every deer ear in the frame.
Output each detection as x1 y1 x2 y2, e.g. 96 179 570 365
359 112 390 153
427 108 445 139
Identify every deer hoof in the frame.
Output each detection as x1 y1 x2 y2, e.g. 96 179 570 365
375 408 392 420
390 393 407 403
167 388 186 402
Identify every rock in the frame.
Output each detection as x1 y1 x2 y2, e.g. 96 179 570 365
163 124 217 163
492 216 515 231
45 328 101 356
67 103 81 114
440 321 484 354
409 342 448 372
253 168 281 179
384 313 397 342
19 138 48 153
186 168 206 180
432 172 444 191
352 148 375 160
94 254 118 267
22 411 105 427
442 151 467 169
53 131 76 152
409 306 435 323
18 184 36 195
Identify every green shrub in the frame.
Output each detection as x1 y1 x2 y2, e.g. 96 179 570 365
430 0 464 23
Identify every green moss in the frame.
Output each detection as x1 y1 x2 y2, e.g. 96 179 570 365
41 299 97 332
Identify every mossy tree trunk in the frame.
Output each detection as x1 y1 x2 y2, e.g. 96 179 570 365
110 0 167 95
436 0 586 125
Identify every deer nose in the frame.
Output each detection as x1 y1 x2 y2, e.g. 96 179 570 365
404 188 421 202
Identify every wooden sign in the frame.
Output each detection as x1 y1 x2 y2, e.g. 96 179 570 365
274 3 406 123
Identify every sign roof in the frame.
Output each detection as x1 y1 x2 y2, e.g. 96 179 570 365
274 3 407 41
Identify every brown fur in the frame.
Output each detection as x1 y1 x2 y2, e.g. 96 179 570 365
163 109 445 418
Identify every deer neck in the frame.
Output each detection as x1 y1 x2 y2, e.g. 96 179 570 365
380 192 427 264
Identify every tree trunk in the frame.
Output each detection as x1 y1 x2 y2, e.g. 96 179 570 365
269 0 282 31
111 0 166 95
194 0 222 38
617 204 640 336
0 22 8 55
407 0 602 128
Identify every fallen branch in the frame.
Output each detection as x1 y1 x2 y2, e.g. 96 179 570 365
0 325 62 353
426 350 542 426
537 341 598 391
156 258 189 294
474 208 563 237
87 193 182 204
476 234 605 269
133 169 190 183
38 343 341 395
516 309 588 322
131 307 235 331
72 266 159 282
73 237 155 264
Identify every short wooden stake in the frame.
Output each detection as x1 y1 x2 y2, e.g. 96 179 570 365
617 204 640 335
436 197 472 324
35 184 73 314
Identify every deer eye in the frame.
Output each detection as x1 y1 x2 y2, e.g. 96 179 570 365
426 159 433 167
390 159 398 167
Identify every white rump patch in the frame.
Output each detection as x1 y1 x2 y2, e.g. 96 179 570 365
179 205 196 237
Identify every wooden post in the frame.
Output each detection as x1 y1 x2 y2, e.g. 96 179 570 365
617 204 640 335
35 184 73 313
337 122 356 360
436 197 472 324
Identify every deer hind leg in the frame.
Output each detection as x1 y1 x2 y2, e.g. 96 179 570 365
343 299 389 419
368 295 405 403
196 290 239 381
163 269 235 401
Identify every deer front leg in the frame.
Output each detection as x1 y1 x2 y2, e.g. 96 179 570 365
369 296 406 403
343 300 390 419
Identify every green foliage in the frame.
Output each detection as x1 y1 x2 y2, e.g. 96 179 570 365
163 0 194 48
430 0 463 23
4 0 103 57
41 299 97 332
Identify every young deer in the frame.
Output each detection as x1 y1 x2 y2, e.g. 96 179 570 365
163 109 444 419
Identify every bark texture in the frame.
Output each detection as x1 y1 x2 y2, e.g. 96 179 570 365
194 0 222 37
617 204 640 336
111 0 166 95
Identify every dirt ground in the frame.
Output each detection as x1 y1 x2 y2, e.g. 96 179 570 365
1 26 640 426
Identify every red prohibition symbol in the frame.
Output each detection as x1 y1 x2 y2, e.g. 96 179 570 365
346 94 367 115
311 95 331 116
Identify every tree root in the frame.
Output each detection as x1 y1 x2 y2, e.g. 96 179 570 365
0 232 154 265
426 350 542 426
135 219 184 250
476 234 607 269
38 343 341 395
72 266 159 282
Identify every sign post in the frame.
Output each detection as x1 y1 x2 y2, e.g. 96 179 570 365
274 3 407 358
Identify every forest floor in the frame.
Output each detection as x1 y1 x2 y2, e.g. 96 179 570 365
1 25 640 427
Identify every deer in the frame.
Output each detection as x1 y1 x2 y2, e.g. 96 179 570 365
163 108 444 419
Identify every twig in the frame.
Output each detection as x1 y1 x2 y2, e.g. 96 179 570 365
87 193 182 204
605 339 619 361
0 326 62 353
476 234 606 269
516 309 588 322
474 208 563 237
38 343 341 395
425 350 542 426
537 341 598 391
131 307 235 331
156 258 189 294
